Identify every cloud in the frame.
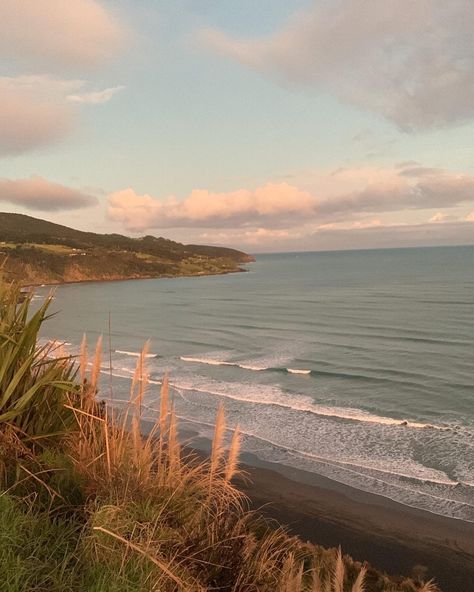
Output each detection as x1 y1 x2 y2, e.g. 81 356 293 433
398 167 441 178
318 219 383 231
322 175 474 217
66 85 126 104
429 212 449 223
395 161 421 169
0 0 126 156
199 227 293 246
173 218 474 251
107 165 474 232
0 176 97 211
466 212 474 222
304 220 474 252
0 0 125 71
108 183 314 230
200 1 474 130
0 76 124 156
0 77 75 156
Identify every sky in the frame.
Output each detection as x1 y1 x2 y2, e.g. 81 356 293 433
1 0 473 253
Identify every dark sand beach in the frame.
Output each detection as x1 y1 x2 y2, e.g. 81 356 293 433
188 435 474 592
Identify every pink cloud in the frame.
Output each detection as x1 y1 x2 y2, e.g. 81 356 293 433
0 1 127 157
0 78 75 156
0 176 97 211
108 183 314 230
318 219 383 231
199 227 293 246
107 165 474 232
0 0 126 71
429 212 449 223
0 76 125 156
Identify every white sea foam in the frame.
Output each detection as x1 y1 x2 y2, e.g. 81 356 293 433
170 414 474 521
181 355 232 366
45 339 71 347
181 356 312 375
231 426 459 487
171 377 440 430
157 413 474 516
41 339 73 357
99 367 162 386
116 349 156 358
105 363 442 430
237 363 267 371
180 356 268 371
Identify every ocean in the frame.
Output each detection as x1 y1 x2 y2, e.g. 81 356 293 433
38 245 474 522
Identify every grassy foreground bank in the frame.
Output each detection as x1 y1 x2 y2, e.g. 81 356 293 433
0 278 440 591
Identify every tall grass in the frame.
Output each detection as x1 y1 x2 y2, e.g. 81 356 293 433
0 278 442 592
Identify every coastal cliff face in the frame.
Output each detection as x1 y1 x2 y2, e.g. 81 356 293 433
0 212 254 285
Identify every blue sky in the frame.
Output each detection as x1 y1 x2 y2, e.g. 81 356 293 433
1 0 473 251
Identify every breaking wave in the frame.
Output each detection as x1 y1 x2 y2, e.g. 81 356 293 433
116 349 157 358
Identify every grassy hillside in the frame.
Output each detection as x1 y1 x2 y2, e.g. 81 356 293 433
0 213 254 285
0 278 441 592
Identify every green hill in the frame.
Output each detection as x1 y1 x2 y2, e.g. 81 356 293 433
0 212 254 285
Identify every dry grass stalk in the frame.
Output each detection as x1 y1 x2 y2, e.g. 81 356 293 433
79 334 88 384
418 581 440 592
131 343 150 465
310 567 323 592
279 552 305 592
351 565 366 592
167 405 180 480
102 406 112 480
72 348 183 496
158 374 169 467
89 335 103 393
66 337 104 464
225 424 241 482
131 340 150 409
209 401 226 495
333 547 344 592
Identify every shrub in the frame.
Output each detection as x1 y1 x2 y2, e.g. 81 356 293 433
0 277 77 442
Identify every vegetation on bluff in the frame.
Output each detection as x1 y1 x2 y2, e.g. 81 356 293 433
0 212 254 286
0 277 440 591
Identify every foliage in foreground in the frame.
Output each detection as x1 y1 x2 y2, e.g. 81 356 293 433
0 278 76 437
0 279 440 591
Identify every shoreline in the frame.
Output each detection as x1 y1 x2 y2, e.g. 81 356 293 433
24 265 250 289
180 431 474 592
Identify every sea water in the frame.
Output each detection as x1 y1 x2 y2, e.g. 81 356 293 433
38 246 474 521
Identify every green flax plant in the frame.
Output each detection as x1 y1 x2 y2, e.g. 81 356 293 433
0 276 77 443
